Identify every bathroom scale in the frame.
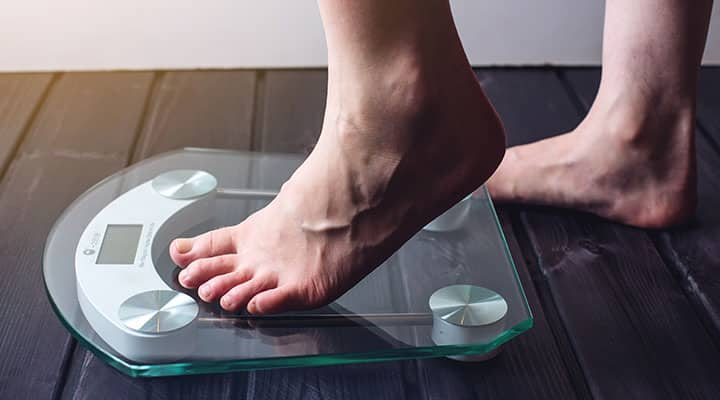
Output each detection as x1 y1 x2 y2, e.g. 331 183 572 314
43 148 533 377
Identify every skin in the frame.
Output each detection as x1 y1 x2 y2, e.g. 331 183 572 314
172 0 713 314
488 0 713 228
170 0 505 314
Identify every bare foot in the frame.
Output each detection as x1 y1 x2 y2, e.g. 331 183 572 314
170 56 505 313
487 97 697 229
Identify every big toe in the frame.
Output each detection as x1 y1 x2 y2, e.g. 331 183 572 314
170 226 237 267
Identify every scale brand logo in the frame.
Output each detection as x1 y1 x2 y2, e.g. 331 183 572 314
138 222 155 267
82 232 103 255
90 232 101 248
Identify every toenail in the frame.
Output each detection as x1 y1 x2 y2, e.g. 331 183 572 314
221 297 234 309
178 270 189 284
174 239 193 254
199 285 211 298
248 299 258 314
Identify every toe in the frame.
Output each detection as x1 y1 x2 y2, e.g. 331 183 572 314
220 274 277 312
178 254 240 289
197 269 253 302
247 285 300 315
170 226 237 268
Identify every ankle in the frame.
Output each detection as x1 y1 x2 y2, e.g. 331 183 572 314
586 89 695 151
323 65 432 158
326 53 470 149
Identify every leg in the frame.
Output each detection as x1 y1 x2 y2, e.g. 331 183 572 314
170 0 505 313
488 0 713 228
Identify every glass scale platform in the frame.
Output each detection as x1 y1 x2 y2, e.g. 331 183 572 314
43 148 533 377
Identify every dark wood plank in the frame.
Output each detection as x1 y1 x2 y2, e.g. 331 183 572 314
246 363 419 400
61 71 258 400
405 70 589 400
133 70 256 160
62 349 247 400
557 68 597 110
505 68 720 399
256 70 327 154
579 66 720 344
671 68 720 340
0 73 53 174
0 72 154 399
697 68 720 141
479 69 582 147
567 68 720 342
414 209 586 400
655 147 720 342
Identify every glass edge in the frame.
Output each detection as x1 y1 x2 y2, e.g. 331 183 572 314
39 148 305 377
480 185 534 321
41 148 303 323
45 277 528 378
41 153 534 378
181 147 305 160
40 150 193 352
106 317 534 377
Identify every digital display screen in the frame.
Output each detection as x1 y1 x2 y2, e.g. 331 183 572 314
96 224 143 265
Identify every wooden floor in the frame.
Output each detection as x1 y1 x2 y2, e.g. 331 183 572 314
1 68 719 399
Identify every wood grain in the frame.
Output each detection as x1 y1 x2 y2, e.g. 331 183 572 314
62 349 249 400
666 68 720 340
414 209 587 400
0 73 53 174
697 68 720 141
0 72 154 399
566 68 720 342
61 70 257 400
133 71 256 160
516 68 720 399
409 69 590 400
255 70 327 154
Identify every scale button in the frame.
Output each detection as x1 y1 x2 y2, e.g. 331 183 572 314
118 290 198 334
82 249 95 255
152 170 218 200
429 285 507 327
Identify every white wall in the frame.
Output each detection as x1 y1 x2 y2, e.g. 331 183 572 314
0 0 718 72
